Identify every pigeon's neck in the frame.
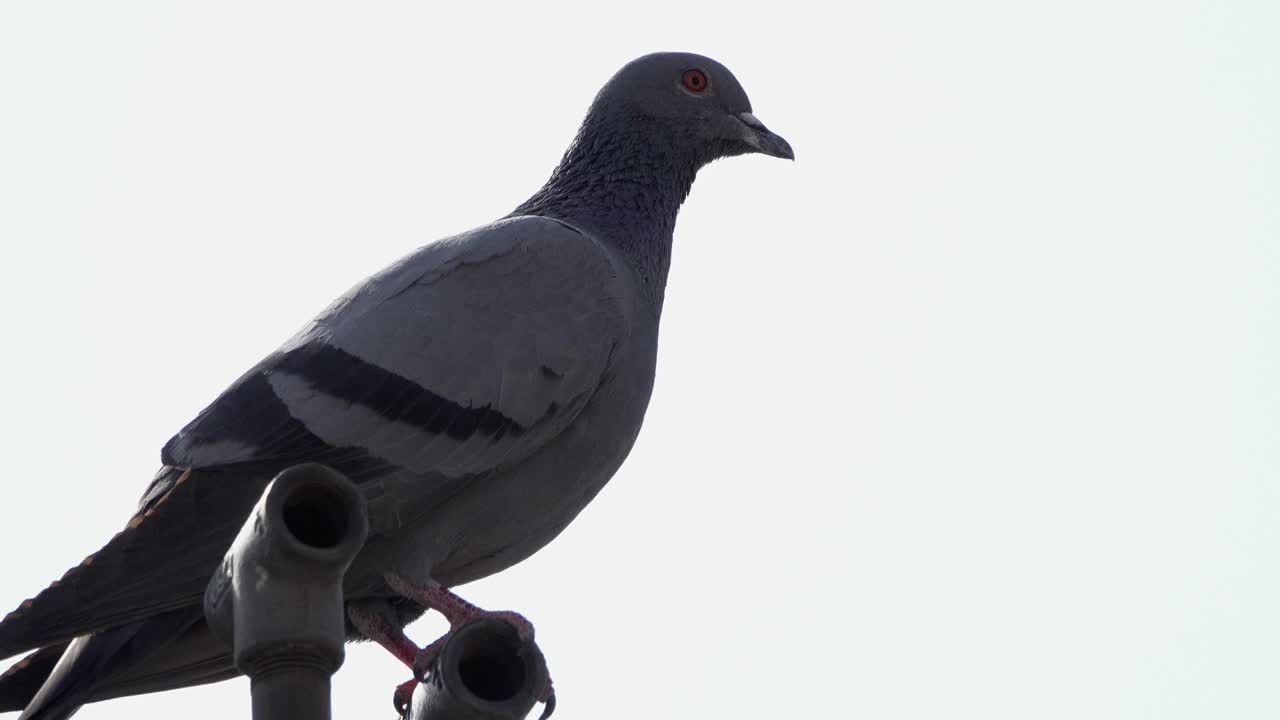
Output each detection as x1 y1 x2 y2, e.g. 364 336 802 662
512 112 697 307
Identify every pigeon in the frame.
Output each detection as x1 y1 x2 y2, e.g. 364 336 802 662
0 51 792 720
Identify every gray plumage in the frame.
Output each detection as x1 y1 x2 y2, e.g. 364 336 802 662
0 51 792 719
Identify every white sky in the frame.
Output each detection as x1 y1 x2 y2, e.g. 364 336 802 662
1 2 1277 719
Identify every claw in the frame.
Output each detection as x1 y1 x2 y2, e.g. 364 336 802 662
392 678 417 717
411 637 445 684
538 688 557 720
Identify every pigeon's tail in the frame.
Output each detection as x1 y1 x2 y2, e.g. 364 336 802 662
1 609 236 720
0 645 65 713
14 626 142 720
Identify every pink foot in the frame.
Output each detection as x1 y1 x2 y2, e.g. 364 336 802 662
348 603 419 667
385 573 556 718
349 603 441 714
392 677 418 716
386 575 535 642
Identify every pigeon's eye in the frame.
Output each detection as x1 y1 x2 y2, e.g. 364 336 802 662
682 69 708 93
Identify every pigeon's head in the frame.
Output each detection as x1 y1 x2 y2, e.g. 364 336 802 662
597 52 794 165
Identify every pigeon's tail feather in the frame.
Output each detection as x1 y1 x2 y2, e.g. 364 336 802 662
0 466 275 661
0 644 66 712
9 608 233 720
15 625 142 720
83 615 238 703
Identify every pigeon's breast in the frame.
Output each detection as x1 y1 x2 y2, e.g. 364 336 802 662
369 301 662 589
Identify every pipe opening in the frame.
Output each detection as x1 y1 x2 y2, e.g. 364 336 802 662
458 648 526 702
281 483 350 549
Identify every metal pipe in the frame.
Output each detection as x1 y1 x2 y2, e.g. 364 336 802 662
408 618 549 720
204 463 368 720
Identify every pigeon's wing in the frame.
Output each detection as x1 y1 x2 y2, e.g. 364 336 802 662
0 216 629 659
164 214 626 485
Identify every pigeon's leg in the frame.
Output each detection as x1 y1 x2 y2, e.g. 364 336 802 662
385 573 557 719
347 602 446 714
386 575 535 641
347 603 419 668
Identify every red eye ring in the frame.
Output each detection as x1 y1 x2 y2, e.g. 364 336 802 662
682 69 708 93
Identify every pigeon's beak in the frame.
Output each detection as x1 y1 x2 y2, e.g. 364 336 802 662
737 112 794 161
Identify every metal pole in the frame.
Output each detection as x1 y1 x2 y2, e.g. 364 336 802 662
408 618 549 720
204 463 368 720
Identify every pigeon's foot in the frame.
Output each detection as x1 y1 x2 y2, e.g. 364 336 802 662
348 602 420 668
348 603 436 716
399 644 556 720
384 573 556 719
392 677 418 716
386 575 535 642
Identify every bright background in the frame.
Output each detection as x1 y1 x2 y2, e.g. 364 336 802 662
1 2 1277 719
